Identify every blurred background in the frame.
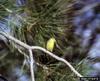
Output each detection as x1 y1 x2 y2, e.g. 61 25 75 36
0 0 100 81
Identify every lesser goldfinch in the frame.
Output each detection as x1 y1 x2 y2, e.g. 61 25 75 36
46 37 56 52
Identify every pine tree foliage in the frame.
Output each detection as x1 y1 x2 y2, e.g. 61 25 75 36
0 0 88 81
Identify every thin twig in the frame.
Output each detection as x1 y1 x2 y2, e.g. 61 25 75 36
18 49 29 59
29 49 35 81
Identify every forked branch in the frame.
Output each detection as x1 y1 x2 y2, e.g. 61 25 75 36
0 32 83 81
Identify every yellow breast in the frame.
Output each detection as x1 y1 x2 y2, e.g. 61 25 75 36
46 38 56 52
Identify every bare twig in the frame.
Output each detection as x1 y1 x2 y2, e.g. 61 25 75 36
29 49 35 81
18 49 29 59
0 32 83 81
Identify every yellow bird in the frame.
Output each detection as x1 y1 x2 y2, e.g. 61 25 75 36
46 37 56 52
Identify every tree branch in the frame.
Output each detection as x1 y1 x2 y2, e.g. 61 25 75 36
0 32 83 81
